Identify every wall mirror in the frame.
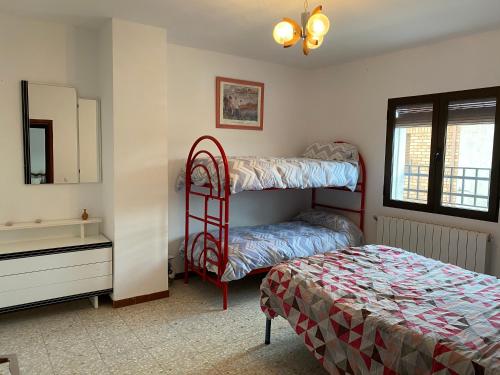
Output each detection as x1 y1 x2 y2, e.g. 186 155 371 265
21 81 101 184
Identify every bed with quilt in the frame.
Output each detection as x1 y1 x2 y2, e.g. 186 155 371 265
181 210 364 282
175 142 361 194
260 245 500 374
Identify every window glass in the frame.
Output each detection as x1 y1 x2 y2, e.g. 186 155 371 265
29 127 47 184
391 103 433 204
442 98 496 211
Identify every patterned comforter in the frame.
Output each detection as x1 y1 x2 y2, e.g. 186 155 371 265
181 219 363 282
175 156 359 194
260 245 500 374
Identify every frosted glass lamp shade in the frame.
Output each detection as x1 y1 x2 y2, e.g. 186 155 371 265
306 13 330 37
306 35 323 49
273 21 295 45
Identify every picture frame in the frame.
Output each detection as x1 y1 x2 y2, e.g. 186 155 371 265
216 76 264 131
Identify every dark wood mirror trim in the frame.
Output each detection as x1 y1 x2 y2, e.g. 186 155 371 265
29 119 54 184
21 80 31 184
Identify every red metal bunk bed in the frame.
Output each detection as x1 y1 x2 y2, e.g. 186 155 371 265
183 135 366 310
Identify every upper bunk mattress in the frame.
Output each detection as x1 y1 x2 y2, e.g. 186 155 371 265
175 156 359 194
181 213 363 282
260 245 500 375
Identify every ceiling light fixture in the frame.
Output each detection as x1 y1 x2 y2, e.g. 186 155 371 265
273 0 330 55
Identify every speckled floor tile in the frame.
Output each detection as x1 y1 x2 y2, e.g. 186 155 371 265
43 330 99 358
153 299 199 323
150 344 215 374
37 311 85 335
50 355 110 375
82 317 130 339
0 313 41 335
77 302 121 330
15 347 54 375
0 328 45 354
118 308 170 331
92 330 144 356
212 340 322 375
0 276 327 375
101 347 164 375
133 321 185 349
0 362 9 375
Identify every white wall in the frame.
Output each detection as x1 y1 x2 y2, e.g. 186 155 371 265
167 44 312 271
309 28 500 275
99 20 115 242
0 13 101 223
104 19 169 300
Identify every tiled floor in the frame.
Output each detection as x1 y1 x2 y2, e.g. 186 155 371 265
0 276 326 374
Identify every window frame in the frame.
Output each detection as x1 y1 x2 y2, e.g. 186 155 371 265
383 86 500 222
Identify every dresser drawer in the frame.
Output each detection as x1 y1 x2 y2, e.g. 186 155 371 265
0 261 112 293
0 275 112 309
0 247 112 277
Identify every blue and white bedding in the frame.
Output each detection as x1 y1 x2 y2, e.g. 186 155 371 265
181 210 364 281
175 156 359 194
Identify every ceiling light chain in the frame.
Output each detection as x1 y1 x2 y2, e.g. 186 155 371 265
273 2 330 56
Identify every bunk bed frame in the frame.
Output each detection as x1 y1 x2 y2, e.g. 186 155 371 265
184 135 366 309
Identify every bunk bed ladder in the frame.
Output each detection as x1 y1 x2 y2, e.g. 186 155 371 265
184 135 230 309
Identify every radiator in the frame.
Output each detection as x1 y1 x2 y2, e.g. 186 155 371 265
375 216 489 273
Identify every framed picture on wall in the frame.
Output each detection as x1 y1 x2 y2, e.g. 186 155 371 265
216 77 264 130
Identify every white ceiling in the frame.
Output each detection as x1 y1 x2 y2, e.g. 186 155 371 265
1 0 500 69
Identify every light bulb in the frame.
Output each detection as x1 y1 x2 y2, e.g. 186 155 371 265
306 13 330 37
306 35 323 50
273 21 295 45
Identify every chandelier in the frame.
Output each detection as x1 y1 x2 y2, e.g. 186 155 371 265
272 1 330 55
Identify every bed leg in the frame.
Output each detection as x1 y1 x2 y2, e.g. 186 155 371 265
265 318 272 345
184 254 189 284
222 282 228 310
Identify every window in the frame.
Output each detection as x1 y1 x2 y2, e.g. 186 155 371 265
384 87 500 222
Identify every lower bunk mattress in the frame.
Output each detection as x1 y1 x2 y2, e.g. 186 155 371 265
181 210 363 282
260 245 500 374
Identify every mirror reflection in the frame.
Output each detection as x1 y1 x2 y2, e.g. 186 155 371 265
29 120 54 184
21 81 101 184
27 83 79 184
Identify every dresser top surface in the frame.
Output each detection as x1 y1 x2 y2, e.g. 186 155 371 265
0 234 112 258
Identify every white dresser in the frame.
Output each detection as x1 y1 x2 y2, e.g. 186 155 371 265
0 218 112 313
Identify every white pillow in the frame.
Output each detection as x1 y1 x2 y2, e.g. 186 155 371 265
303 141 359 163
294 209 364 246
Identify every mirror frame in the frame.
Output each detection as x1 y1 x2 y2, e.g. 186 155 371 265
21 80 32 184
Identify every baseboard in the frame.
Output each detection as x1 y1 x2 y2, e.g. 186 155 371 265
112 290 169 308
